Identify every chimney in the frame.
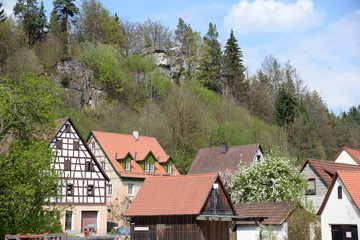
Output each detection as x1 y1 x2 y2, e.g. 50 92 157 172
133 131 139 141
220 142 228 154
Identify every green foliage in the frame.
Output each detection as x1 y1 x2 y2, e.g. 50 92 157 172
0 72 63 235
275 84 297 127
231 149 307 204
0 19 19 66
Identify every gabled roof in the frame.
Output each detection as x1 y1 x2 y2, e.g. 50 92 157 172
126 173 235 216
333 147 360 165
53 117 110 181
188 144 262 175
234 202 294 225
300 159 360 187
317 171 360 215
88 131 180 179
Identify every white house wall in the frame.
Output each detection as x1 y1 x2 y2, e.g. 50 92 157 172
320 178 360 240
236 223 286 240
334 151 359 165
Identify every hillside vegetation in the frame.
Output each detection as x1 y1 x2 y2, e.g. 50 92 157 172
1 0 360 174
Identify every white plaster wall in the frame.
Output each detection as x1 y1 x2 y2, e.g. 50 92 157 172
236 224 286 240
320 178 360 240
334 151 359 165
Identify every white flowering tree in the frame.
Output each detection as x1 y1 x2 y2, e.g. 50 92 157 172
230 151 306 204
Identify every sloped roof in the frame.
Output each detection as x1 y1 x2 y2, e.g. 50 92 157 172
89 131 179 178
317 171 360 215
234 202 294 225
333 147 360 165
126 173 229 216
53 117 110 181
188 144 261 175
300 159 360 187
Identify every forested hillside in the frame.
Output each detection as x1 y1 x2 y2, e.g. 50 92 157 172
1 0 360 174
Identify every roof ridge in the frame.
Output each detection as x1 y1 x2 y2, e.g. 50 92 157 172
148 173 217 179
344 146 360 152
92 130 156 139
199 143 259 151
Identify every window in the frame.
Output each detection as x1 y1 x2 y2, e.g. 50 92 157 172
128 184 134 195
87 185 94 196
167 164 172 174
86 162 94 172
100 162 105 170
91 142 96 149
125 161 130 171
65 124 71 133
56 139 62 149
256 155 261 162
338 186 342 199
144 162 149 172
150 163 154 172
64 159 71 171
108 184 112 195
73 140 80 150
66 184 73 196
65 211 72 230
306 179 316 195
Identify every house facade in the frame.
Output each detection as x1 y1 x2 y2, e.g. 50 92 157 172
317 171 360 240
234 202 294 240
50 118 110 234
300 159 360 212
86 131 180 226
333 147 360 165
126 173 242 240
188 143 263 175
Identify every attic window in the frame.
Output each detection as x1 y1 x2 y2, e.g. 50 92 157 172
167 164 172 174
65 124 71 133
86 162 94 172
150 163 154 172
91 142 96 149
73 140 80 150
144 162 149 172
125 161 130 171
306 179 316 195
256 155 261 162
64 158 71 171
338 186 342 199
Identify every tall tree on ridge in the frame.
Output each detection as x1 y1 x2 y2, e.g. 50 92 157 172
223 29 248 101
52 0 79 44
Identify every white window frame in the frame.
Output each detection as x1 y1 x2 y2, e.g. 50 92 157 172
108 184 112 195
128 183 134 195
144 162 149 172
150 163 154 172
100 162 105 170
167 164 172 173
125 161 130 171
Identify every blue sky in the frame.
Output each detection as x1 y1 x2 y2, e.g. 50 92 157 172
3 0 360 115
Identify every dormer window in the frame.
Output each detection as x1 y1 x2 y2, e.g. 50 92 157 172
150 163 154 172
167 164 172 173
144 162 149 172
338 186 342 199
125 161 130 171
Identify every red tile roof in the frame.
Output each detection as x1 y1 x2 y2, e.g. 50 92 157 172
317 171 360 215
300 159 360 187
188 144 261 175
333 147 360 165
126 173 222 216
90 131 179 178
234 202 294 225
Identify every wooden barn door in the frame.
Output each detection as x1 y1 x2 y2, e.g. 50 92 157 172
81 211 98 233
331 225 358 240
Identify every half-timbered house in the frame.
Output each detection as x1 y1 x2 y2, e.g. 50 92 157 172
126 173 251 240
50 118 110 234
86 131 180 226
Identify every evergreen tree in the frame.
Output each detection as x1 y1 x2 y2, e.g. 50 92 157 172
52 0 78 44
223 29 248 101
201 22 222 91
275 84 297 128
0 2 6 22
13 0 47 47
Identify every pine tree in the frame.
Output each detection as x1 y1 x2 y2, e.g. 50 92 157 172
14 0 47 47
0 3 6 22
223 29 248 100
52 0 79 44
202 22 222 91
275 84 297 128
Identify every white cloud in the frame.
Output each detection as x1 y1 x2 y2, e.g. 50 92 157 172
2 0 16 17
224 0 323 34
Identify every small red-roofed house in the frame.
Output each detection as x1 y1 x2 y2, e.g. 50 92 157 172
188 143 263 175
234 202 295 240
126 173 249 240
86 130 180 226
333 147 360 165
317 171 360 240
300 159 360 212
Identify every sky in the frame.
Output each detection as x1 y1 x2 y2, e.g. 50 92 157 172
3 0 360 115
